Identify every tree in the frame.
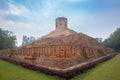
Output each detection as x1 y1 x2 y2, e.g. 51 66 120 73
22 35 35 45
96 37 103 43
0 28 16 50
102 27 120 52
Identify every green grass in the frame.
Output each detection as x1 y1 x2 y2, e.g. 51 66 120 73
71 54 120 80
0 60 60 80
0 54 120 80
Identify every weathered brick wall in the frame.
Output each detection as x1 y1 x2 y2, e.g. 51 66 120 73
0 44 112 69
33 45 84 68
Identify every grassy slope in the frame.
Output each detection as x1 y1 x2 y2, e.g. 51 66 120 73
71 54 120 80
0 60 59 80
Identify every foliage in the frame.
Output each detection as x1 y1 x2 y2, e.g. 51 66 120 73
96 37 103 43
22 35 35 45
102 27 120 52
0 28 16 50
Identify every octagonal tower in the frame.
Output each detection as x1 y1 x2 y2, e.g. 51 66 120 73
56 17 68 30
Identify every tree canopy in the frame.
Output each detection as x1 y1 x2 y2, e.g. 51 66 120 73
103 27 120 52
22 35 35 45
0 28 16 50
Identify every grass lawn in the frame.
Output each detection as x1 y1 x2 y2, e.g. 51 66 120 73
71 54 120 80
0 54 120 80
0 60 60 80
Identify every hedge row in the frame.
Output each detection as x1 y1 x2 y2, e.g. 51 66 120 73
0 53 117 79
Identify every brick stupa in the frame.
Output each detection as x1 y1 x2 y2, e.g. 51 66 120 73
17 17 113 69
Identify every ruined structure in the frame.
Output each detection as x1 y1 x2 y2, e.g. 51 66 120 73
0 17 113 69
43 17 77 38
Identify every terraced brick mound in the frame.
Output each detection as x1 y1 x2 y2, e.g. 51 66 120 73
0 17 114 78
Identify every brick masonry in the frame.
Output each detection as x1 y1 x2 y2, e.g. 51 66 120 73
0 17 114 69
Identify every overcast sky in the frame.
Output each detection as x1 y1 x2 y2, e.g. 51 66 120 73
0 0 120 46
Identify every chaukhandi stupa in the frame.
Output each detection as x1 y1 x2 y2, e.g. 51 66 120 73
16 17 113 69
0 17 113 69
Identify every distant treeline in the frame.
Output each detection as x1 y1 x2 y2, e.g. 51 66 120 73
96 27 120 52
102 27 120 52
22 35 35 45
